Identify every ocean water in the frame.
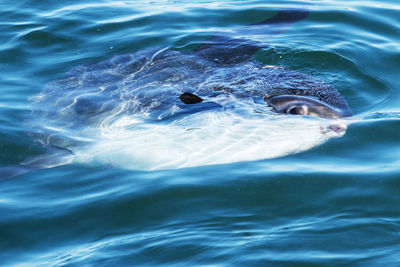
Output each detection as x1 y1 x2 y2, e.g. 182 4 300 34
1 0 400 266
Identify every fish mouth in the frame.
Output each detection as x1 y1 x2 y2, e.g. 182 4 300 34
321 122 348 137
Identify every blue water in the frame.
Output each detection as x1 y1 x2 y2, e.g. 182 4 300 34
1 0 400 265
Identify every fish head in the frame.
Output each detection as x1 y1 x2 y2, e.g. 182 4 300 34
265 94 352 137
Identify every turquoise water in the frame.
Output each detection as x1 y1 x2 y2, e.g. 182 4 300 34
1 0 400 265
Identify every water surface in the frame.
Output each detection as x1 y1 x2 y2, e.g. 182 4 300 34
1 0 400 265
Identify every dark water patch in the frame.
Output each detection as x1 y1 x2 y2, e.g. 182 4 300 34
0 129 42 165
20 28 72 50
0 46 29 65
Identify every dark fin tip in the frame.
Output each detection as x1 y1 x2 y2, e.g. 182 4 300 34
256 9 309 25
179 92 203 104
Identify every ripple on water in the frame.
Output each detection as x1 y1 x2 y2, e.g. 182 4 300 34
1 0 400 266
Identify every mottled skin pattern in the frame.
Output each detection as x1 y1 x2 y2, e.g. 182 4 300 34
33 46 351 127
30 9 352 148
31 48 351 149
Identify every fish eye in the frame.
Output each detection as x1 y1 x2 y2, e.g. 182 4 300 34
286 104 309 115
266 95 350 119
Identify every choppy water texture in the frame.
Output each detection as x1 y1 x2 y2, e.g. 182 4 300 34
1 0 400 266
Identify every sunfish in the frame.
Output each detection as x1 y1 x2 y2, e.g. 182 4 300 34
0 10 353 179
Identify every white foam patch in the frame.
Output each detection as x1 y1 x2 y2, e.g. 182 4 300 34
73 110 337 171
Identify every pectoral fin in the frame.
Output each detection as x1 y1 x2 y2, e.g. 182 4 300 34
179 92 203 104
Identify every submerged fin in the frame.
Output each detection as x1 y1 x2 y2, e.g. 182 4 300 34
0 146 74 180
0 165 31 180
179 92 203 104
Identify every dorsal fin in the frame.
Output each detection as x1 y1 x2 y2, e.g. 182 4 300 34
195 10 309 64
254 10 309 26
